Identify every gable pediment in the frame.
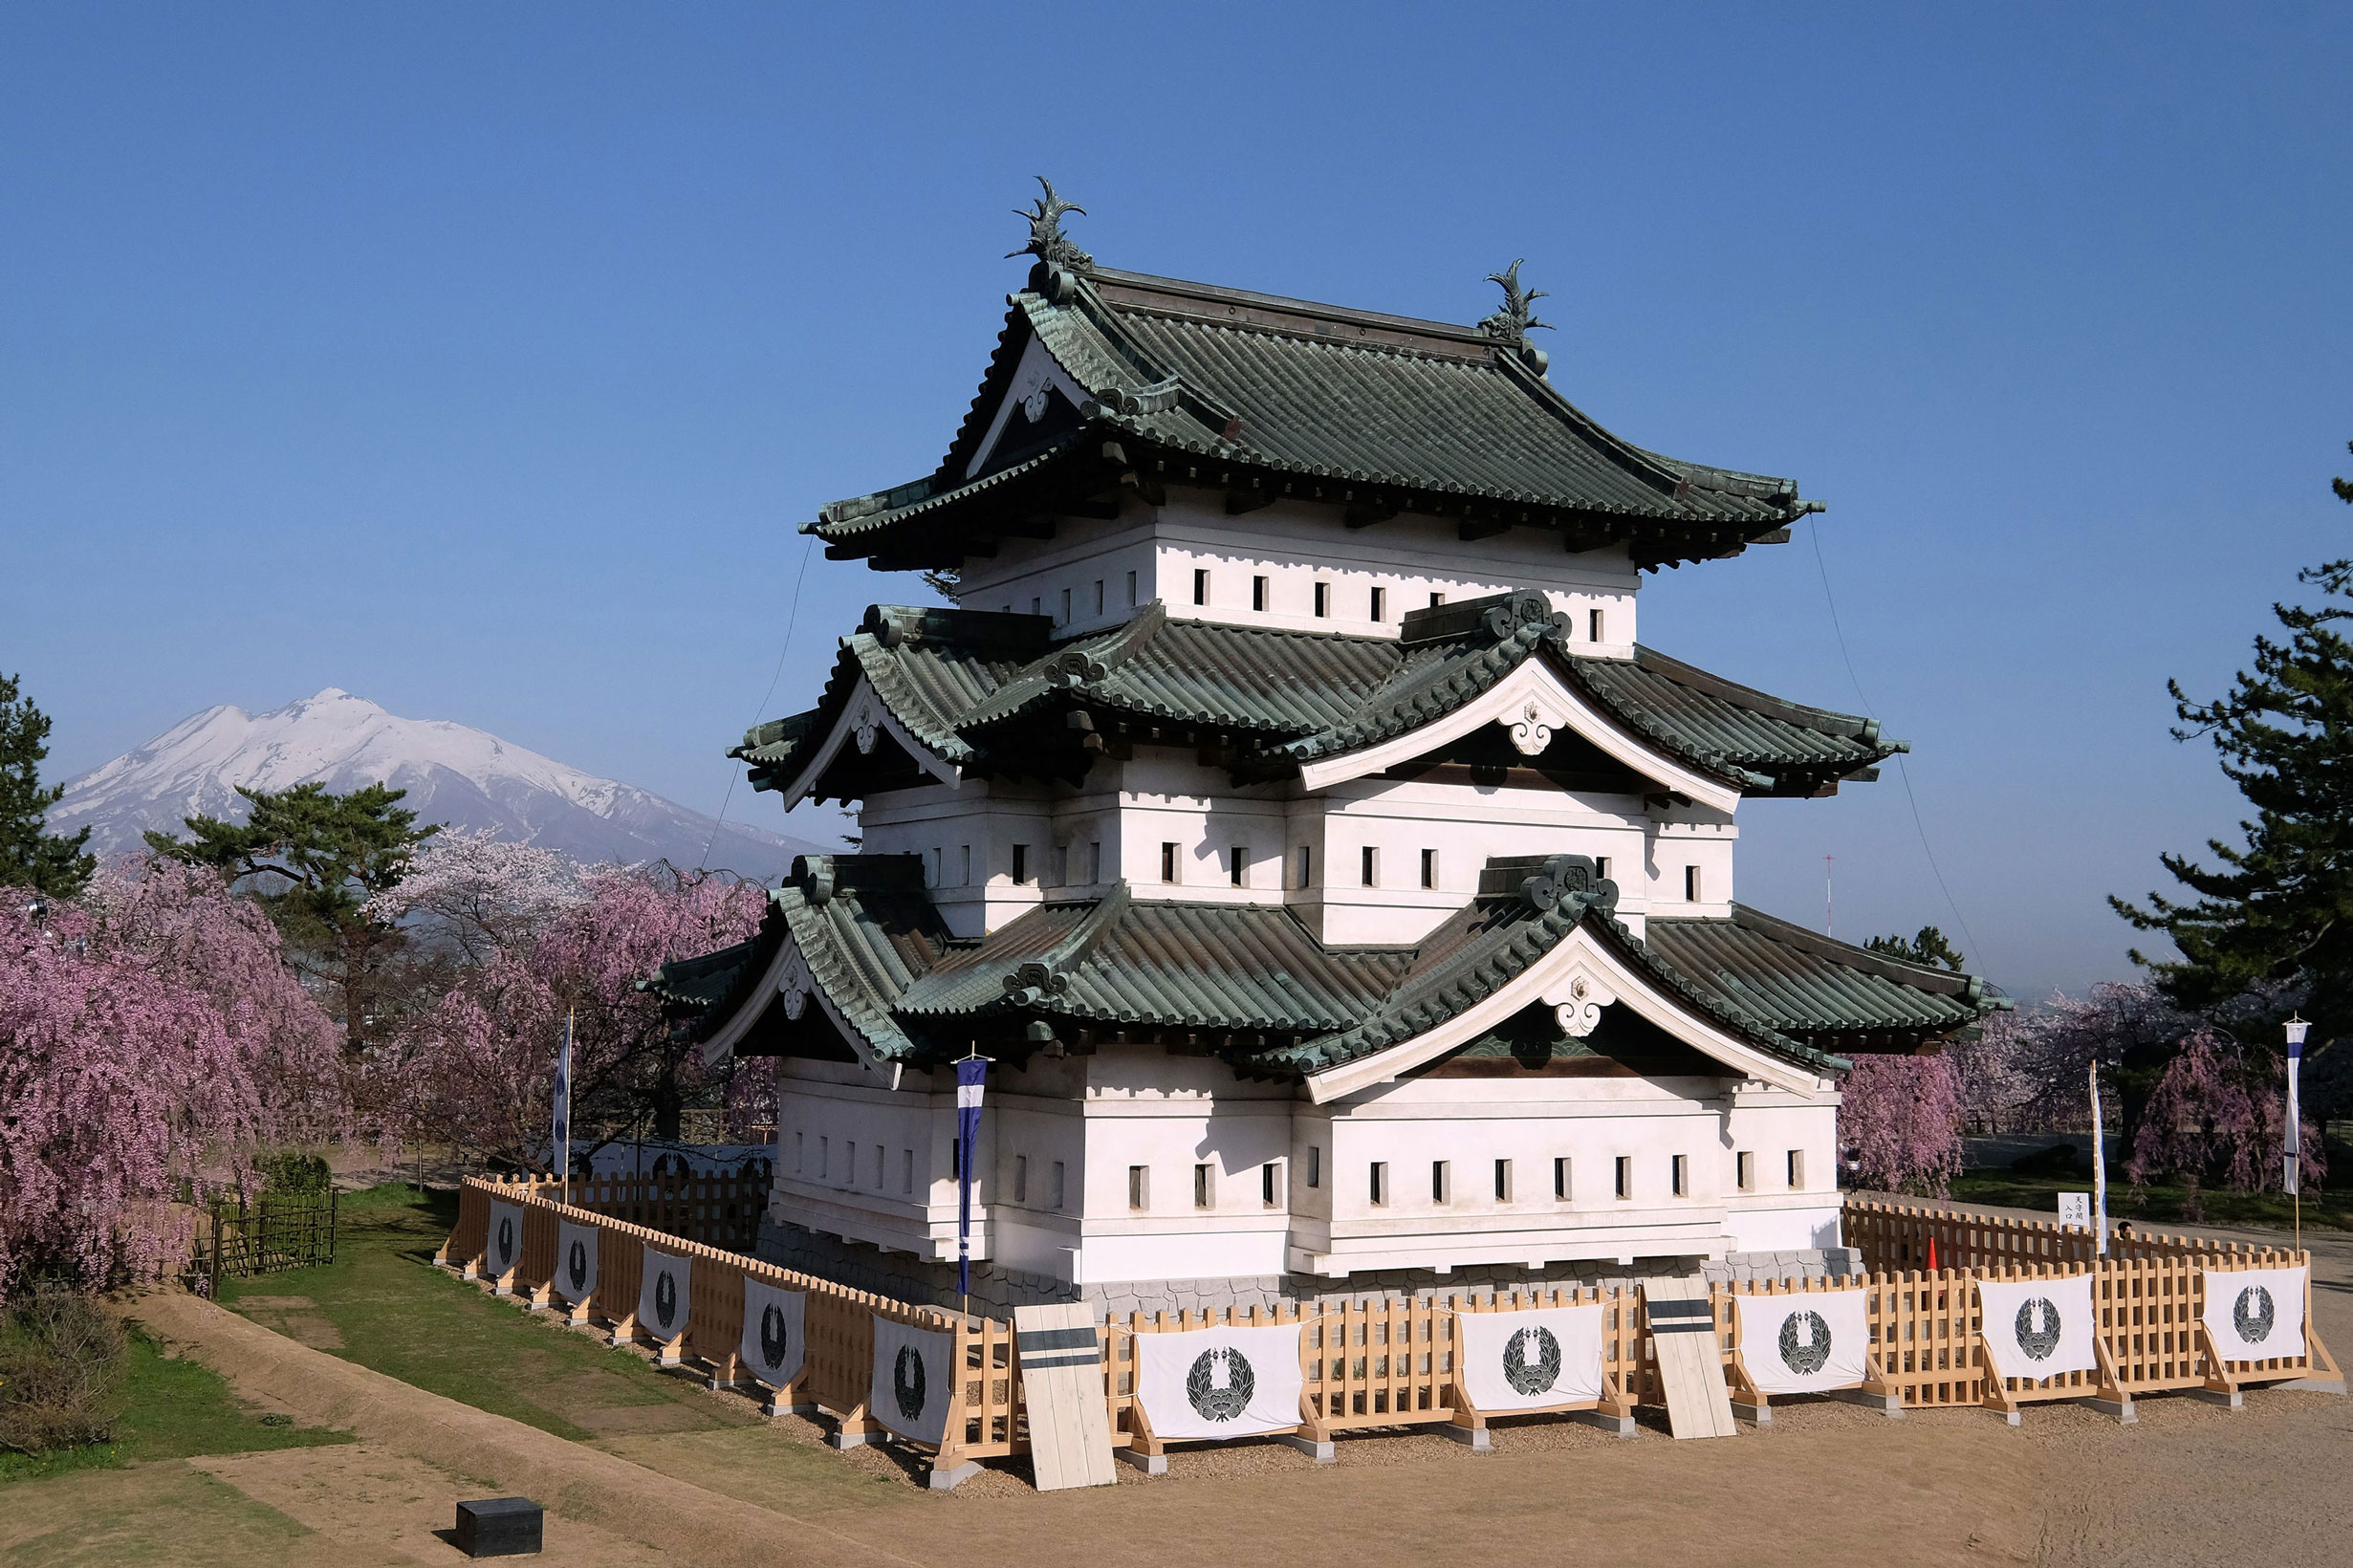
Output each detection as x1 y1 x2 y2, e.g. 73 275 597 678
966 336 1095 481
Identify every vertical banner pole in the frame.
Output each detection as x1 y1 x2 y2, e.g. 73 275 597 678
556 1010 576 1209
2285 1014 2307 1253
2088 1063 2107 1257
956 1053 987 1317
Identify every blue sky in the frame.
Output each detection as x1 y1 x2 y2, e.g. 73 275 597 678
3 4 2346 1002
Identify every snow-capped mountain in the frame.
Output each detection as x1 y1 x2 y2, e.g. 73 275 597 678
51 688 828 881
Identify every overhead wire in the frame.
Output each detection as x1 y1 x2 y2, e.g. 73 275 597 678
1807 516 1985 964
700 534 817 874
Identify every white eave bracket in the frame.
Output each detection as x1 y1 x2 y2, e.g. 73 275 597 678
1302 925 1830 1104
1295 658 1742 815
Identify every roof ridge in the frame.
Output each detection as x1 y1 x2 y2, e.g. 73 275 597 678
1621 644 1881 743
1002 882 1131 1005
1720 902 1985 1000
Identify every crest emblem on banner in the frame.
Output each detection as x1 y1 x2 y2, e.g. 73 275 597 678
2015 1297 2062 1361
2233 1286 2276 1345
1186 1347 1255 1422
654 1271 679 1331
1502 1326 1562 1396
893 1345 926 1419
1778 1310 1833 1376
567 1241 588 1294
759 1304 791 1371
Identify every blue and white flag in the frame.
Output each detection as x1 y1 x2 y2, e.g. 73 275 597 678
955 1056 986 1296
553 1013 574 1182
2285 1020 2306 1197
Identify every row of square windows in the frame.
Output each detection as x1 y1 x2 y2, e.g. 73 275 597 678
999 569 1609 641
923 841 1706 900
791 1134 1801 1209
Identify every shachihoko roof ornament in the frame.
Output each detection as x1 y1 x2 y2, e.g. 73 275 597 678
1479 258 1552 374
1009 176 1092 272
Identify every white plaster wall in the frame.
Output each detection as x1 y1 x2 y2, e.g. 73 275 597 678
954 492 1639 649
1646 800 1738 917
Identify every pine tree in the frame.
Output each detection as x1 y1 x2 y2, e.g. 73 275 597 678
1864 926 1965 971
0 673 96 897
146 781 436 1055
2113 441 2353 1041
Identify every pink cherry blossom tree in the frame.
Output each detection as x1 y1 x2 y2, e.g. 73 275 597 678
1838 1051 1966 1197
364 827 585 966
0 863 348 1296
2126 1030 2324 1192
375 862 765 1167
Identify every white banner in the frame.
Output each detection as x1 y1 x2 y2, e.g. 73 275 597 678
486 1201 526 1278
555 1221 599 1304
1134 1322 1305 1442
1733 1290 1871 1395
1976 1274 2097 1383
2203 1266 2307 1362
638 1247 692 1343
1456 1304 1605 1412
871 1317 956 1446
741 1278 807 1389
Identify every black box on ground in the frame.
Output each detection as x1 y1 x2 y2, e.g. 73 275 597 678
454 1496 543 1557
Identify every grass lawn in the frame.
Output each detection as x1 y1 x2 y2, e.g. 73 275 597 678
1947 1170 2353 1231
215 1183 753 1444
0 1326 354 1486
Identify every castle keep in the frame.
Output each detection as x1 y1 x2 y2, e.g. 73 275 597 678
654 185 1998 1314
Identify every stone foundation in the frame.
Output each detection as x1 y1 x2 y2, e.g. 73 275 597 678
753 1218 1862 1318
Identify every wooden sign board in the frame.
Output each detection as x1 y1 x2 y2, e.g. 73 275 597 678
1013 1303 1117 1491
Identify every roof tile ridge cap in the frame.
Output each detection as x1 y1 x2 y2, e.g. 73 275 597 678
1079 599 1166 679
1550 643 1764 780
1604 909 1835 1068
1029 881 1131 989
1726 902 1980 998
1308 611 1550 755
940 296 1048 479
850 632 972 758
1490 351 1690 501
1136 303 1492 363
1628 644 1883 742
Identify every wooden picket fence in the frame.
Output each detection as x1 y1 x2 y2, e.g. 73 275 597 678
437 1179 2341 1487
439 1175 1018 1479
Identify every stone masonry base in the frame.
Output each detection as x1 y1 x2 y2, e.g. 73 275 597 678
753 1217 1863 1318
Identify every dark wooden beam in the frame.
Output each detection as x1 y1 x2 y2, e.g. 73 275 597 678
1225 490 1274 516
1459 517 1511 542
1343 502 1398 529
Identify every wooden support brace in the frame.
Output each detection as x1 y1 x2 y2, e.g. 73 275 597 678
2282 1321 2347 1395
1726 1349 1771 1426
1117 1399 1167 1474
1828 1352 1906 1419
1443 1380 1491 1450
2081 1337 2136 1425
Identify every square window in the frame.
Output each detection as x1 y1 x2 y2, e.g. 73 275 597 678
961 844 971 886
1685 864 1703 903
844 1142 855 1186
1431 1160 1450 1204
1088 840 1102 882
1252 575 1269 612
1128 1165 1149 1210
1361 846 1378 887
1596 856 1611 882
1230 845 1247 886
903 1148 915 1193
1429 591 1445 608
1193 568 1209 606
1370 585 1386 622
1671 1154 1688 1198
1296 845 1313 887
1589 607 1605 642
1012 843 1029 885
1553 1156 1571 1201
1126 570 1138 607
1736 1151 1754 1191
1308 1145 1322 1188
1262 1162 1282 1209
1054 843 1069 885
819 1137 829 1178
1032 596 1042 617
1314 581 1331 618
1060 587 1072 623
1014 1155 1029 1204
1051 1160 1067 1209
1788 1149 1806 1189
1161 841 1179 883
873 1144 884 1187
1370 1162 1389 1207
795 1131 805 1172
1193 1163 1214 1209
1614 1155 1632 1201
1494 1158 1513 1202
1420 848 1436 889
1094 579 1104 615
926 847 941 886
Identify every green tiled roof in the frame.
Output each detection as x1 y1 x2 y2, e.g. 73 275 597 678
736 592 1898 803
805 266 1806 572
649 854 1998 1077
